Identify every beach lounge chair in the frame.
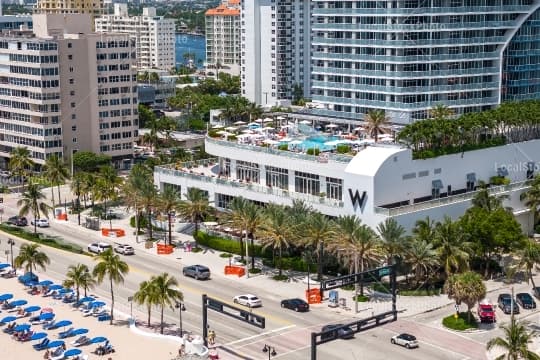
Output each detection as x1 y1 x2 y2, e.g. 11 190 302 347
71 335 90 347
3 323 16 334
92 310 108 318
58 327 75 339
50 346 64 360
18 331 33 342
33 338 49 350
43 320 56 330
97 314 111 322
62 294 75 303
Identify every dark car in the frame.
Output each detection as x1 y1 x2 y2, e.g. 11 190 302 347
182 265 211 280
516 293 536 309
7 216 27 226
497 293 520 314
321 324 354 340
533 287 540 300
280 298 309 312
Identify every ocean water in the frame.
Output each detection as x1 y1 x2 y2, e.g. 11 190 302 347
175 34 206 68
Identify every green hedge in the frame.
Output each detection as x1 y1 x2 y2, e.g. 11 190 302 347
194 231 271 257
0 224 84 254
336 144 351 154
278 144 288 151
306 148 320 156
442 312 478 331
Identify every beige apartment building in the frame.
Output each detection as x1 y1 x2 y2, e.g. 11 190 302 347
34 0 105 24
205 0 241 76
0 14 137 168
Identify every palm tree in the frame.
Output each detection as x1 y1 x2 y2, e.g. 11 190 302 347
63 264 95 302
17 183 52 233
473 184 508 212
177 187 212 243
405 238 439 286
256 204 293 276
444 271 486 322
95 165 122 229
71 172 85 226
151 273 183 334
429 104 454 121
9 146 34 191
301 212 337 282
412 217 436 243
521 174 540 230
433 216 471 278
43 155 70 207
134 279 157 327
14 243 50 279
158 186 181 245
377 218 406 266
487 317 540 360
515 239 540 290
92 248 129 325
364 109 389 142
122 164 152 239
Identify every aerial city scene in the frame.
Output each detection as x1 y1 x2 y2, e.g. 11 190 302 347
0 0 539 359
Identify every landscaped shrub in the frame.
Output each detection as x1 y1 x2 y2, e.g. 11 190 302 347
489 176 511 186
0 224 83 254
306 148 320 156
193 231 271 258
278 144 289 151
442 312 478 331
336 144 351 154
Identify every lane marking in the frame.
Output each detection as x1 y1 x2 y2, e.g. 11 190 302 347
224 325 296 346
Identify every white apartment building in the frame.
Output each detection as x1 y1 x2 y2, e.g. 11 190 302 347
205 0 241 76
34 0 105 24
0 14 137 168
240 0 310 106
95 4 175 71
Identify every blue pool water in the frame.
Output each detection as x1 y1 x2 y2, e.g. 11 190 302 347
289 135 341 152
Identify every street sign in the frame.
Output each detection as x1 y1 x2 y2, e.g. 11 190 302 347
321 265 393 291
378 268 390 277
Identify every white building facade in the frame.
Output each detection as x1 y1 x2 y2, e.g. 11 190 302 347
155 136 539 234
95 4 175 71
240 0 311 106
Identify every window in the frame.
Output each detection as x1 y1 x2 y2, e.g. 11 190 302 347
326 177 343 200
265 166 288 189
70 90 75 96
70 102 75 108
216 193 234 209
68 55 73 60
71 125 76 131
68 43 72 48
236 160 259 183
72 138 77 143
69 79 74 84
71 114 76 120
295 171 319 195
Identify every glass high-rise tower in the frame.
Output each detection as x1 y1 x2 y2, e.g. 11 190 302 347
310 0 540 123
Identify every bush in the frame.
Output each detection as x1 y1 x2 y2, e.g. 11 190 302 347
191 247 202 253
248 268 261 274
278 144 288 151
219 253 233 258
0 224 84 254
272 274 288 281
400 288 441 296
490 176 510 186
262 257 316 272
336 144 351 154
194 231 271 258
306 148 320 156
442 312 478 331
353 295 369 302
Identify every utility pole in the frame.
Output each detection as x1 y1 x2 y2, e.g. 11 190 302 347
245 234 250 279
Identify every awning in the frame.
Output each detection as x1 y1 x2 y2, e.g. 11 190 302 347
466 173 476 182
432 180 443 189
497 167 509 177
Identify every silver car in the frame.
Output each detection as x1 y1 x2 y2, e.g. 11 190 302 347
233 294 262 308
391 333 419 349
182 265 211 280
114 244 135 255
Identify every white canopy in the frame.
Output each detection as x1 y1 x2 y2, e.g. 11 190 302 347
212 125 224 129
300 120 311 125
263 117 273 122
289 140 302 145
225 126 237 131
263 139 279 145
276 116 285 120
326 124 338 128
233 121 246 125
255 118 263 123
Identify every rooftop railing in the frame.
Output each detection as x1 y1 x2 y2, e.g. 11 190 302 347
374 180 531 216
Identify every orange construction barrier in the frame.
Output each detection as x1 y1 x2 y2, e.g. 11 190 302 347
305 288 322 304
57 213 68 221
156 244 174 255
101 228 125 237
224 265 245 277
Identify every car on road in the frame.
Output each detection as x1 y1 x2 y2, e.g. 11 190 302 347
280 298 309 312
534 287 540 300
114 244 135 255
182 265 211 280
7 216 27 226
516 293 536 309
497 293 520 314
321 324 355 340
233 294 262 308
391 333 419 349
31 218 50 228
87 242 112 254
477 301 496 323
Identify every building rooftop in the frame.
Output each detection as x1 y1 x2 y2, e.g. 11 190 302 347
205 4 240 16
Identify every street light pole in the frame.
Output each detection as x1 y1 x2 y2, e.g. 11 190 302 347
245 233 250 279
175 301 186 337
128 296 134 322
7 238 14 268
262 344 277 360
354 252 359 314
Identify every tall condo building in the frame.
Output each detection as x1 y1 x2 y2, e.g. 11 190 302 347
241 0 311 106
0 14 137 168
0 15 32 31
95 4 176 71
34 0 105 24
205 0 241 76
310 0 540 123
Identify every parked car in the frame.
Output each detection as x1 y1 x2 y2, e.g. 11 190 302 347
391 333 419 349
280 298 309 312
321 324 355 340
31 218 50 228
233 294 262 308
7 216 27 226
497 293 520 314
477 301 496 323
516 293 536 309
114 244 135 255
87 242 112 254
533 287 540 300
182 265 211 280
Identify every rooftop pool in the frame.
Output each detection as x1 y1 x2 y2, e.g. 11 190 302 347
285 135 342 152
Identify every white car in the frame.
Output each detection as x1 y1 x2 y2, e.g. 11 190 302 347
391 333 419 349
114 244 135 255
233 294 262 308
87 242 112 254
31 219 50 227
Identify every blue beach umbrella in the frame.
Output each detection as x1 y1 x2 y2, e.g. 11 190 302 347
71 328 88 336
89 336 107 344
0 263 10 269
55 320 72 328
10 300 28 307
58 289 72 294
0 316 17 323
63 349 82 357
38 280 53 286
0 293 13 301
48 285 63 291
14 324 30 332
24 306 41 313
25 281 38 287
47 340 65 349
30 332 47 341
91 301 105 308
79 297 94 303
39 313 55 321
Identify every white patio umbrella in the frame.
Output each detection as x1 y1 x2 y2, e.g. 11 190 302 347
300 120 311 125
326 124 338 128
225 126 237 131
262 126 274 131
233 121 246 125
276 116 285 120
241 129 253 134
255 118 263 123
263 117 273 122
353 126 364 131
263 139 279 145
212 125 224 129
216 130 227 135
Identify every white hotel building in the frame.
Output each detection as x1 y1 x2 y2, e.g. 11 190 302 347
154 131 539 233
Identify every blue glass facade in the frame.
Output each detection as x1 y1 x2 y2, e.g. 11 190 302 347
310 0 540 123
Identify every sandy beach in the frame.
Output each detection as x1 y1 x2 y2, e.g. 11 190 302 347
0 275 181 360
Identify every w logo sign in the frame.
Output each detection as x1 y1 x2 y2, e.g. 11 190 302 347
348 189 367 212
